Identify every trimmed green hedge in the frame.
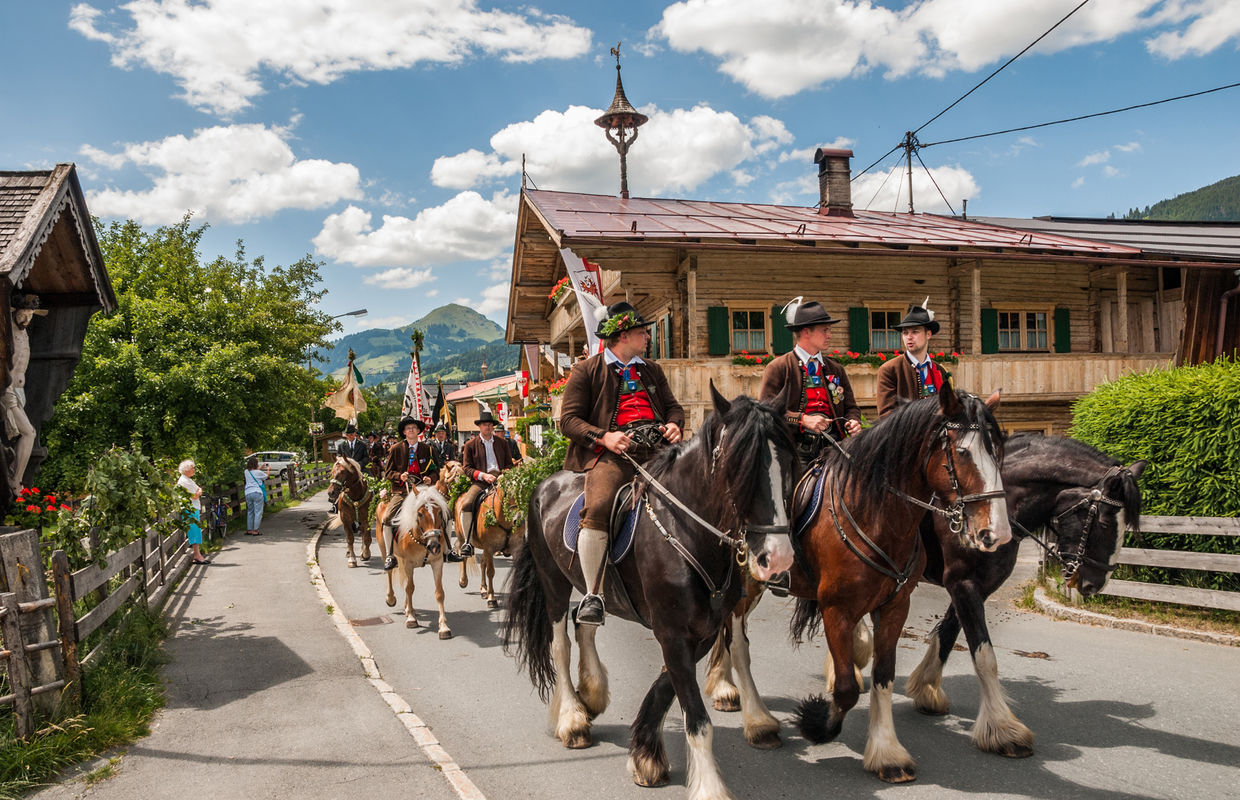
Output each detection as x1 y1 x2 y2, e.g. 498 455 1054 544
1071 357 1240 592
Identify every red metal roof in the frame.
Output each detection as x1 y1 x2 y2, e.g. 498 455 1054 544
525 189 1141 255
445 373 520 402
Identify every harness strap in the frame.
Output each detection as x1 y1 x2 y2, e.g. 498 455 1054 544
621 451 743 551
826 472 922 606
642 495 734 612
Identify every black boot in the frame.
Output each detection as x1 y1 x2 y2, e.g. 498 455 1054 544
443 549 464 563
383 555 397 571
575 594 605 626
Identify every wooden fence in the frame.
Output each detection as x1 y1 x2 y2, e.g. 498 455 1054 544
1094 515 1240 612
0 463 333 739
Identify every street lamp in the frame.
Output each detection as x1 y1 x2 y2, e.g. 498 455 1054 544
308 309 368 459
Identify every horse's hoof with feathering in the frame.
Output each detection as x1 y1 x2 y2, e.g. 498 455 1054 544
563 730 592 749
990 740 1034 759
487 598 499 609
875 765 917 783
712 691 741 712
438 629 453 640
405 618 418 629
746 729 782 750
347 557 357 568
360 547 370 560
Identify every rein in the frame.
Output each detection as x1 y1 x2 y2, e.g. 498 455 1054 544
330 467 373 511
825 471 922 607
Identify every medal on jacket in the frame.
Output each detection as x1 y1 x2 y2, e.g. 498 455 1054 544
805 360 822 387
622 365 639 393
827 374 844 405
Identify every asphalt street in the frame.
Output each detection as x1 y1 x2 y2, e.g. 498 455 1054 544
316 505 1240 800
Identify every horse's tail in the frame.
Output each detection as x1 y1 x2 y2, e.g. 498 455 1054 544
794 694 835 744
500 500 555 701
789 596 822 645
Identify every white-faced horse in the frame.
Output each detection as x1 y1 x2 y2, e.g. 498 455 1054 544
374 485 454 638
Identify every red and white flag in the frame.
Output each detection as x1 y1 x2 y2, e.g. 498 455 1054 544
559 247 606 355
401 354 431 426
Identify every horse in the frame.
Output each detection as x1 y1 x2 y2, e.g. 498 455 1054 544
327 455 372 568
905 432 1145 756
373 485 454 637
455 474 523 609
789 388 1008 783
502 387 797 800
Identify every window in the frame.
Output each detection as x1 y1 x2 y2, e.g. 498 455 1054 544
731 310 766 352
870 309 903 351
651 313 673 359
998 310 1049 351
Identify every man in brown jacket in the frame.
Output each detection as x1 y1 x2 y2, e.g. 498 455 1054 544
875 299 949 419
560 302 685 625
457 409 518 559
382 417 440 570
759 299 861 470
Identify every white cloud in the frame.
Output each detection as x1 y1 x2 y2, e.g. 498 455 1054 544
485 258 512 281
354 314 412 331
477 281 511 317
778 139 855 164
1072 176 1086 189
70 0 592 115
1078 150 1111 167
853 163 979 214
1115 141 1142 153
653 0 1233 98
313 190 517 267
362 267 434 289
79 123 362 224
432 103 795 196
1103 165 1122 178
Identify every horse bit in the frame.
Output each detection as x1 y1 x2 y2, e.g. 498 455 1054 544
1015 465 1129 579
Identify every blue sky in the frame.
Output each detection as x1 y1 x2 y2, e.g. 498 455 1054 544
3 1 1238 333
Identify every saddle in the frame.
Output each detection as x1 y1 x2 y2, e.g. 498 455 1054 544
562 482 641 564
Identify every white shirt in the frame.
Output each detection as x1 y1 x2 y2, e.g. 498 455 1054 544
793 345 822 367
603 348 644 367
177 473 201 512
480 436 499 472
905 351 932 383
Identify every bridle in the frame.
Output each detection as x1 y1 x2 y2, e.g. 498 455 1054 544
1026 465 1129 581
329 462 373 512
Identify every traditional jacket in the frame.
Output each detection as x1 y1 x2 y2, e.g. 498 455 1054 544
384 441 439 493
429 439 458 467
560 352 686 473
338 437 369 469
759 350 861 438
461 435 516 483
875 354 949 418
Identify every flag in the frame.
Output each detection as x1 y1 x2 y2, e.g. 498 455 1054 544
323 353 367 424
524 344 540 383
559 247 607 355
431 382 445 424
401 352 431 424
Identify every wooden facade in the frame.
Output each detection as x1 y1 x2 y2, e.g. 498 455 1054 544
509 161 1237 434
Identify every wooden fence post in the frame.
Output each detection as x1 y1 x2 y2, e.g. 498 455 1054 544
0 530 63 714
50 550 81 710
1 592 35 739
287 465 300 499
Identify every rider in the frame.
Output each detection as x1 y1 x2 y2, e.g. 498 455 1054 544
429 422 458 468
560 302 685 626
457 409 517 560
336 423 369 471
366 430 385 478
875 298 949 419
759 298 862 471
381 416 440 571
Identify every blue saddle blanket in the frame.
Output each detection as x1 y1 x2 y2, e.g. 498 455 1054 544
563 489 640 564
793 464 827 540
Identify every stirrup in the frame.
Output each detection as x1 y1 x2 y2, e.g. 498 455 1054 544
383 556 397 571
574 594 605 626
458 542 475 557
443 550 464 563
765 571 791 598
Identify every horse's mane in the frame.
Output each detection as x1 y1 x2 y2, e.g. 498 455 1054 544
396 487 450 533
831 391 1001 504
1005 432 1143 530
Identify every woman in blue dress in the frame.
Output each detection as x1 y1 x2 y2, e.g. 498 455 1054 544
177 459 209 565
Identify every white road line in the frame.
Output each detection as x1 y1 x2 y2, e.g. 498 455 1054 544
307 522 488 800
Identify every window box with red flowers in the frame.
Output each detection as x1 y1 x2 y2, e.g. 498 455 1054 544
548 277 571 305
730 351 775 367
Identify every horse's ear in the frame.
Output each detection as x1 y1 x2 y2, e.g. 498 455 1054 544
984 389 1002 412
709 380 731 416
1126 459 1148 480
938 385 963 417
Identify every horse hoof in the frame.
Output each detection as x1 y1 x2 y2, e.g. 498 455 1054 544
360 548 371 560
438 630 453 640
487 599 499 610
406 618 419 629
993 742 1035 759
347 557 357 568
385 597 397 608
915 705 949 717
712 695 741 712
747 730 783 750
564 731 593 749
876 766 917 783
458 577 468 589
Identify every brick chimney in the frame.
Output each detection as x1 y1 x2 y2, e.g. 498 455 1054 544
814 147 854 217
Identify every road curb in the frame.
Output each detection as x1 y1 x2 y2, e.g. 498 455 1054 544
308 519 489 800
1033 588 1240 647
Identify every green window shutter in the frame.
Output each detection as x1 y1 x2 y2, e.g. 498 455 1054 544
770 305 793 354
848 307 869 353
707 306 730 356
980 308 998 354
1053 307 1071 353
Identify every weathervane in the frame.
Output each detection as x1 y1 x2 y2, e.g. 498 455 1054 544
595 41 648 200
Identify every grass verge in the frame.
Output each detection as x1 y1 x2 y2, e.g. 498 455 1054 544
0 606 168 799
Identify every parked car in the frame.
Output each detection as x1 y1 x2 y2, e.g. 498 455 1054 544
248 451 299 472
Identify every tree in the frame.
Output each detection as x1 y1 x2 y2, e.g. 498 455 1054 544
39 217 337 490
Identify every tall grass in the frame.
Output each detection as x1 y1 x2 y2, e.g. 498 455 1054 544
0 606 167 798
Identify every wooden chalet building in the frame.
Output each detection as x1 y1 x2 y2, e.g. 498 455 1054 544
506 148 1240 433
0 164 117 500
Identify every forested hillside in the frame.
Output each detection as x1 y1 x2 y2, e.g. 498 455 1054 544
1118 174 1240 221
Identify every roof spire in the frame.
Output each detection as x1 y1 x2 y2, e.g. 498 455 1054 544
595 42 648 200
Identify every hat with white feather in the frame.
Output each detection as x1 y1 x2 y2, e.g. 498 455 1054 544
782 296 841 330
894 297 940 334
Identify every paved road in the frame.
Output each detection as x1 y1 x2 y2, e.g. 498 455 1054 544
317 501 1240 800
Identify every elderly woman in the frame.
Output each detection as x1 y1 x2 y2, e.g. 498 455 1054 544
177 459 209 565
243 456 270 535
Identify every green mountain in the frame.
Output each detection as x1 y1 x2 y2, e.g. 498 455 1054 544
320 304 518 384
1118 174 1240 221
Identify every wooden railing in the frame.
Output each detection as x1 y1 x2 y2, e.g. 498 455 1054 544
0 464 333 739
1094 515 1240 612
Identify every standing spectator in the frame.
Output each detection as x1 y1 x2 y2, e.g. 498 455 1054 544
243 456 270 535
177 459 209 565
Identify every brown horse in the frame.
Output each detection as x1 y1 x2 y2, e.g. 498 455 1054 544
455 479 523 609
327 456 372 568
789 388 1007 783
373 485 453 638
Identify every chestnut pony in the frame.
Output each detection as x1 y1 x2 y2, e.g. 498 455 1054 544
327 455 372 568
373 485 454 638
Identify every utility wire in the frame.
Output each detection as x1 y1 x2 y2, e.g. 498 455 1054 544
914 0 1092 136
914 149 957 216
865 156 904 210
922 80 1240 147
852 143 904 182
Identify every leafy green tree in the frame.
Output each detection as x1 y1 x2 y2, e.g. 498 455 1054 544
40 217 336 490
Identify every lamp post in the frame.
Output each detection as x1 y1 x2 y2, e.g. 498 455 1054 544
309 308 368 460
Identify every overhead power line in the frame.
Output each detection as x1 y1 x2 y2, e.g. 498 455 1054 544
922 81 1240 148
914 0 1092 136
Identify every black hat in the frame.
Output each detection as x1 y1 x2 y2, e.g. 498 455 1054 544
894 297 940 335
344 423 358 435
397 416 426 435
594 301 656 338
475 410 499 426
783 298 842 330
433 422 448 433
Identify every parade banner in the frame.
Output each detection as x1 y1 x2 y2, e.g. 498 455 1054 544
524 344 540 383
401 353 431 424
324 353 366 424
559 247 606 355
